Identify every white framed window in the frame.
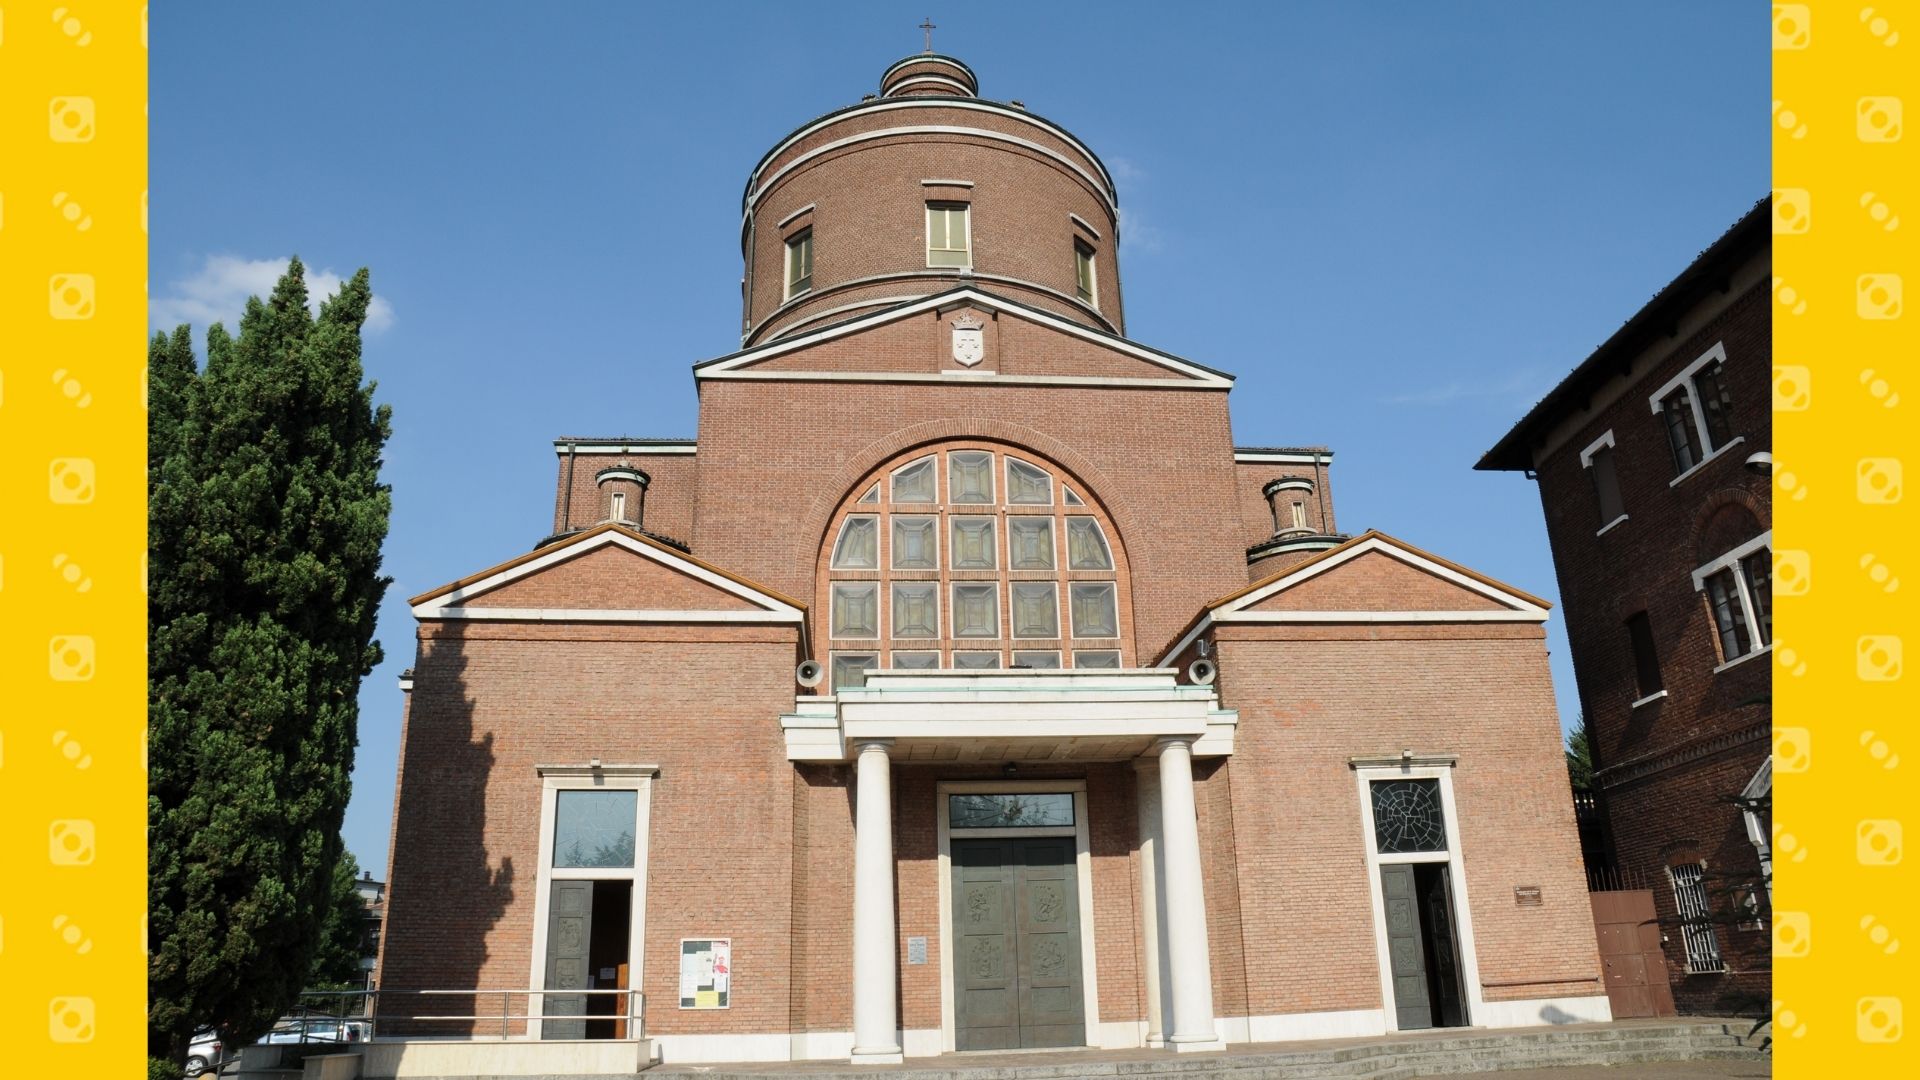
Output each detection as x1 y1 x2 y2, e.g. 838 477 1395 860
927 202 972 267
1579 430 1626 534
1289 502 1307 530
1073 239 1097 305
831 651 878 692
891 650 940 669
1007 516 1055 570
529 764 655 1040
1068 582 1118 638
1648 342 1739 482
831 515 879 569
785 228 813 298
952 650 1001 669
892 583 940 639
609 490 627 523
1352 762 1483 1032
1006 457 1053 504
952 582 999 638
1011 650 1061 669
891 456 937 503
1071 649 1121 668
1669 861 1726 973
948 450 995 504
949 516 997 569
1691 531 1772 668
831 582 879 638
1009 582 1060 638
892 515 939 570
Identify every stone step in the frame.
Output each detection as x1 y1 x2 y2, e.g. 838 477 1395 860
659 1023 1765 1080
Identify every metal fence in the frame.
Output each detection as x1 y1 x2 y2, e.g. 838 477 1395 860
292 988 644 1042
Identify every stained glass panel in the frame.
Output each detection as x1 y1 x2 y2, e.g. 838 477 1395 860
1370 779 1448 854
1008 517 1055 570
831 516 878 569
950 516 997 569
950 451 995 503
1006 458 1053 504
892 458 936 502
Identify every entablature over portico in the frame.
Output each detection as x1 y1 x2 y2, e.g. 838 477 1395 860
779 668 1237 763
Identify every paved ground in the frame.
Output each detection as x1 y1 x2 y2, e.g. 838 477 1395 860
1484 1062 1769 1079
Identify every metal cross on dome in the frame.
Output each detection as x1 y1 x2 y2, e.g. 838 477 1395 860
920 17 936 54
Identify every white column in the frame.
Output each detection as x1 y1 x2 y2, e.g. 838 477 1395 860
850 740 903 1063
1134 759 1171 1047
1157 737 1224 1051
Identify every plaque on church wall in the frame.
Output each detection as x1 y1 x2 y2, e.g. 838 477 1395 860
1514 885 1543 906
678 938 731 1009
908 936 928 965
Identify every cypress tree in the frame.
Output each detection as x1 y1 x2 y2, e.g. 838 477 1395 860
148 259 392 1067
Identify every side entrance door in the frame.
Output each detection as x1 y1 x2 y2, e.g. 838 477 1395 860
1380 864 1433 1030
952 837 1085 1050
542 880 593 1039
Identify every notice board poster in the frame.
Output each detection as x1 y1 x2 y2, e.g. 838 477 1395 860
678 938 731 1009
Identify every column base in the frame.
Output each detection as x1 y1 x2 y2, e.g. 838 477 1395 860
1144 1033 1167 1048
1168 1035 1227 1053
850 1047 905 1064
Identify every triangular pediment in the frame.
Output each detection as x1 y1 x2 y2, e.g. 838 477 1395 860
693 287 1234 388
409 524 805 623
1213 532 1550 622
1156 531 1549 662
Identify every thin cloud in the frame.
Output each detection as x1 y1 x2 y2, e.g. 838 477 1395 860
1384 369 1544 407
151 254 395 336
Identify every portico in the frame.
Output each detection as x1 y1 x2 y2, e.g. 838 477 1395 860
783 669 1235 1062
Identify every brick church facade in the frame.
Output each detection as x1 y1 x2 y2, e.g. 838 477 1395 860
377 53 1608 1066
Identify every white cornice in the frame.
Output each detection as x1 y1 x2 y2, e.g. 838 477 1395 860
552 441 696 456
747 98 1113 202
748 124 1116 217
703 286 1231 388
412 528 804 622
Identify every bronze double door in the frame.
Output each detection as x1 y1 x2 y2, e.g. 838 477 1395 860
951 837 1086 1050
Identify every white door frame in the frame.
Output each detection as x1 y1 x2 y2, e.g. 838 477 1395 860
935 780 1101 1052
527 764 657 1040
1354 763 1485 1032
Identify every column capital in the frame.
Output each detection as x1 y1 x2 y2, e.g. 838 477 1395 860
1151 736 1193 755
853 738 895 756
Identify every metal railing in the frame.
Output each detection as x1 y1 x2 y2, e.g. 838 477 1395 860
294 988 645 1042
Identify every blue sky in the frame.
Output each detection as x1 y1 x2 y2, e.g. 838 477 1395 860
153 3 1765 875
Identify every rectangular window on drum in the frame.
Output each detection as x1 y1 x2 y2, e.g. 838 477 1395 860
927 202 971 267
1074 239 1097 305
785 229 812 298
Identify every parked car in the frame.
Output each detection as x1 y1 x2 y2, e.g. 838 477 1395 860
258 1015 368 1045
185 1029 222 1077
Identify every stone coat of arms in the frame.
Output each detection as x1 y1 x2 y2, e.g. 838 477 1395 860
951 314 985 367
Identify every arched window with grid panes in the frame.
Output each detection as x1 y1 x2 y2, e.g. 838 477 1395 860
815 442 1131 691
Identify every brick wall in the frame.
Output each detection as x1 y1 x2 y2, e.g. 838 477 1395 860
1525 265 1772 1013
1214 622 1603 1017
377 620 800 1038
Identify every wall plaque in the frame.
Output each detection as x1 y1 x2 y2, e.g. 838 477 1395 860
1514 885 1543 906
907 936 928 965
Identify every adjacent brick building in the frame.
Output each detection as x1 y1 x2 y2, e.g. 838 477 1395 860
1478 200 1772 1015
378 52 1607 1068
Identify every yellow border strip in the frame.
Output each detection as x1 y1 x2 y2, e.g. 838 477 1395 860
1774 1 1919 1072
0 1 149 1066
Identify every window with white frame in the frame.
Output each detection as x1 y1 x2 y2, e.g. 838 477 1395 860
1669 861 1726 972
927 202 971 267
1649 343 1737 479
1692 532 1772 665
785 228 813 298
532 766 654 1040
818 444 1127 678
1579 430 1625 530
1073 239 1097 305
